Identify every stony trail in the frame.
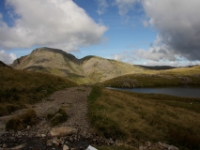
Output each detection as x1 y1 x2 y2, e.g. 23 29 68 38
0 86 101 150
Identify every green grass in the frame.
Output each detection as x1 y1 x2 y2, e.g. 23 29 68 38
88 87 200 150
6 109 37 131
0 68 76 116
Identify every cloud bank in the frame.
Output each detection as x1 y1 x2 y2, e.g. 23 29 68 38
112 0 200 62
142 0 200 61
0 0 107 51
0 50 17 64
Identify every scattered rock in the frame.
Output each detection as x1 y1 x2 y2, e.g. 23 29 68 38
140 141 179 150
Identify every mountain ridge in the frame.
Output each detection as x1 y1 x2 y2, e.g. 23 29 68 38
11 47 147 84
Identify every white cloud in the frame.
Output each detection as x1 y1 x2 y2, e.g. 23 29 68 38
0 50 17 64
0 0 107 51
114 0 200 61
113 50 200 67
115 0 140 15
142 60 200 67
142 20 148 28
142 0 200 61
96 0 108 15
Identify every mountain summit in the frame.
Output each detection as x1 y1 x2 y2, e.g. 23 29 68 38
12 47 145 84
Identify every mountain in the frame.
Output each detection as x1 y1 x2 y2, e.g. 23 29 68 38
0 61 11 69
12 47 148 84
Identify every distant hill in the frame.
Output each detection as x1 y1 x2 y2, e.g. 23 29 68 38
136 65 176 70
12 47 148 84
103 65 200 88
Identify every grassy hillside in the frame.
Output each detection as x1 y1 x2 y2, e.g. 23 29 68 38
12 47 151 85
88 87 200 150
81 56 147 83
0 67 76 117
103 65 200 88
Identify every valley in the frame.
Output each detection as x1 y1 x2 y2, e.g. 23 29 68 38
0 48 200 150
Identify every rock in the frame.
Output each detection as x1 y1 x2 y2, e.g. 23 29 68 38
109 138 114 145
115 140 123 146
63 145 69 150
26 126 30 130
52 137 64 147
2 143 7 148
156 142 179 150
69 137 74 142
41 134 46 138
86 145 98 150
139 146 144 150
11 143 27 149
46 139 52 146
50 127 77 137
145 141 151 147
52 138 60 147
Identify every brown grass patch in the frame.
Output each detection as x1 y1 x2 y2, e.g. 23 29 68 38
88 87 200 149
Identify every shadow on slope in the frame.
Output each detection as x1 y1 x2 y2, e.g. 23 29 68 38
0 67 77 117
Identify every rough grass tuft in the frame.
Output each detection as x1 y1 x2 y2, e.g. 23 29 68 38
88 87 200 150
47 108 68 126
6 109 37 131
88 86 125 138
0 68 76 116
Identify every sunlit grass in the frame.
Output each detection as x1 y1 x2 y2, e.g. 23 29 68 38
88 87 200 149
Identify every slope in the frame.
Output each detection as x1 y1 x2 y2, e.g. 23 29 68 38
12 47 149 84
0 66 76 117
103 65 200 87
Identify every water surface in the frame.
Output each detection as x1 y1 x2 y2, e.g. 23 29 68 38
107 87 200 98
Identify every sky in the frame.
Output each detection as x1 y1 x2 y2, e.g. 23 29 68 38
0 0 200 66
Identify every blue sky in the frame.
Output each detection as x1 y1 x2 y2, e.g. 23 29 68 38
0 0 200 66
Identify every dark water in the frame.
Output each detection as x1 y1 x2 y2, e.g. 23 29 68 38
107 87 200 98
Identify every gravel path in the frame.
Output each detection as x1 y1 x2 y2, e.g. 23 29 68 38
0 86 94 149
33 86 92 134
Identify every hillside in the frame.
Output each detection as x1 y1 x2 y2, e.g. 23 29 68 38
0 61 11 69
12 47 148 84
0 66 76 117
88 87 200 150
103 65 200 88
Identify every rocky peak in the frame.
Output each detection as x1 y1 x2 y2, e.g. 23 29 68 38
31 47 79 64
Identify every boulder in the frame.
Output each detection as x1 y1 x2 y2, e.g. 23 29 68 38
50 127 77 137
63 145 69 150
